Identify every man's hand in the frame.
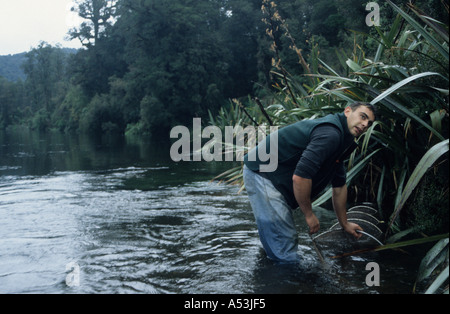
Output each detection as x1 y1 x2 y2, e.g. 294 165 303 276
305 211 320 235
332 185 362 240
343 222 363 239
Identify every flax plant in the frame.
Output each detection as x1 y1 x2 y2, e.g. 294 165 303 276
210 0 448 293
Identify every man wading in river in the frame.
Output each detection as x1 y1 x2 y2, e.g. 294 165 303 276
243 102 377 263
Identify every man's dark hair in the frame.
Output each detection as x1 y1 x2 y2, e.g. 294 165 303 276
348 102 377 119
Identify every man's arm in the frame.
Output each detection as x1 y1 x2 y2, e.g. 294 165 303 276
332 185 363 239
293 175 319 234
292 125 342 235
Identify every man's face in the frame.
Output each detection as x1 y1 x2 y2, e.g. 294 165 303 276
344 106 375 137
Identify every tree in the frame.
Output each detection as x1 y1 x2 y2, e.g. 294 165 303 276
68 0 118 47
0 76 15 128
22 43 69 114
113 0 233 134
220 0 265 97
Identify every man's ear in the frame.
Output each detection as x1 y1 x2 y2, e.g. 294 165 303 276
344 106 352 117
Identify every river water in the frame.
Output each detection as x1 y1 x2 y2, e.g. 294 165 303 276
0 129 422 294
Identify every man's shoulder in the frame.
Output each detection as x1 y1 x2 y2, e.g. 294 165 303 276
311 123 342 139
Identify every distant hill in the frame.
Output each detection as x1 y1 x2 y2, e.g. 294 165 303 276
0 48 79 82
0 52 27 81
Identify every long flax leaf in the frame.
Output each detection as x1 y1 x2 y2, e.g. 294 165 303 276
364 85 446 141
332 233 449 259
370 72 448 105
387 139 449 233
407 3 449 43
425 265 449 294
376 165 386 213
387 0 449 62
416 238 449 283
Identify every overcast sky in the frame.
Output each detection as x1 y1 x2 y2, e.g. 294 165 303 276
0 0 83 55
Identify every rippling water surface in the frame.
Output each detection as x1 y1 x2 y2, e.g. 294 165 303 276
0 130 421 294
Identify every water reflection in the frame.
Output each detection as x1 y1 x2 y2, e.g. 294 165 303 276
0 129 421 294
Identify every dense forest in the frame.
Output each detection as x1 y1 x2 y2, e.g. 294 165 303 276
1 0 445 137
